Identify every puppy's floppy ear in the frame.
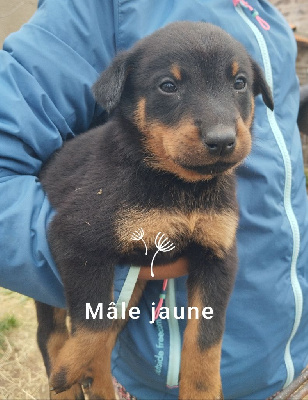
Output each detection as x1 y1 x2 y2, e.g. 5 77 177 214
92 50 131 113
251 58 274 111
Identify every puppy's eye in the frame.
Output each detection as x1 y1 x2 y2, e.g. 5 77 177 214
234 76 247 91
159 81 178 93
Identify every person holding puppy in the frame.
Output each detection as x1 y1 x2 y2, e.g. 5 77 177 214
1 1 308 398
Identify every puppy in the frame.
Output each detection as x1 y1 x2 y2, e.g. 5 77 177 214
36 21 273 400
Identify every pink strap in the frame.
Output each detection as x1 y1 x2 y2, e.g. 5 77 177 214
154 279 169 321
233 0 270 31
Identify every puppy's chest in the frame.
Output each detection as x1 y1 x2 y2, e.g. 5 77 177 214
115 207 238 258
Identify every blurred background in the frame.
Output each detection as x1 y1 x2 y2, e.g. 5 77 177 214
0 0 36 45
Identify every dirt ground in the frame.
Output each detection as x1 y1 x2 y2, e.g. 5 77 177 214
0 288 49 400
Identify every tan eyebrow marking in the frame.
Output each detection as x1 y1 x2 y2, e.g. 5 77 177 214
171 64 182 80
232 61 239 76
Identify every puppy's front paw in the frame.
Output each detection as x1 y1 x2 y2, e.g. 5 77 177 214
50 330 117 399
50 366 76 394
50 382 84 400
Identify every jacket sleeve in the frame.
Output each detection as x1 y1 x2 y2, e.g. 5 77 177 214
0 0 116 307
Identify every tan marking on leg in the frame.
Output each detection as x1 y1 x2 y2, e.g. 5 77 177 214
179 290 223 399
53 308 68 327
171 64 182 80
124 280 147 320
47 331 69 368
50 281 146 399
50 384 84 400
180 340 223 399
50 328 119 398
116 207 238 258
48 309 85 399
47 308 69 374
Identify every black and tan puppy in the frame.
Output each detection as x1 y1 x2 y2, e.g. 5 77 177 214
36 22 273 400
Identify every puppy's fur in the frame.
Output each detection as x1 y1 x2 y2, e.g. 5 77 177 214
36 22 273 400
298 84 308 135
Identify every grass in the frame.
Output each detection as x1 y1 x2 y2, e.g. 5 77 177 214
0 288 49 399
0 314 19 351
0 315 19 332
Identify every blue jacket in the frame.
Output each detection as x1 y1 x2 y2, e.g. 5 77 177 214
1 1 308 398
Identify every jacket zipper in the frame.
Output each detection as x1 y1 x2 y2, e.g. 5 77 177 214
165 278 181 388
234 2 302 388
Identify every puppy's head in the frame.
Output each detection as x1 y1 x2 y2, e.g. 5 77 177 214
93 22 273 182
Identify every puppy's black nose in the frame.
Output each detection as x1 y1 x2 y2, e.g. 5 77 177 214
204 130 236 156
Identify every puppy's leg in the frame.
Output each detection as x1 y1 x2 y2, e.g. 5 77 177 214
35 301 84 399
50 327 118 399
49 261 146 400
179 245 237 400
43 247 114 397
72 277 146 400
